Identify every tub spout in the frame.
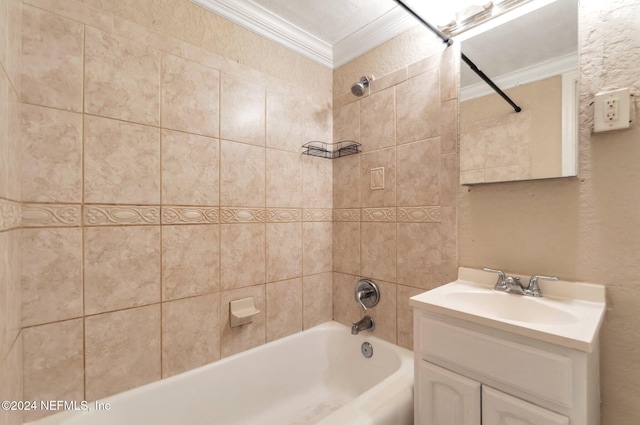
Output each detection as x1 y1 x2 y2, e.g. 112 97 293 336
351 315 375 335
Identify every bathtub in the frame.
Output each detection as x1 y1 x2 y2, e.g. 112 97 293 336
29 321 414 425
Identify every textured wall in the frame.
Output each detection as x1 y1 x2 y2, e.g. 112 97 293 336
0 0 23 424
18 0 333 421
458 0 640 423
331 45 459 350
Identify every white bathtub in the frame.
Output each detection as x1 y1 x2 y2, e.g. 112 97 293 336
29 321 414 425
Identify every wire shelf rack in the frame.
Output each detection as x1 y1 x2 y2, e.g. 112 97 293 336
301 140 361 159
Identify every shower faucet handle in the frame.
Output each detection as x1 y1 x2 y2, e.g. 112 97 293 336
354 279 380 312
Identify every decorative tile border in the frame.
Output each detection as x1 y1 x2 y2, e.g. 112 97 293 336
84 205 160 226
0 199 22 231
362 208 396 222
221 208 265 223
163 207 219 224
267 208 302 222
397 206 441 223
333 208 361 222
22 203 81 227
303 208 332 222
16 204 444 227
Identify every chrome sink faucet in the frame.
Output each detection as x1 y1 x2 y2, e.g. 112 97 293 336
482 267 558 297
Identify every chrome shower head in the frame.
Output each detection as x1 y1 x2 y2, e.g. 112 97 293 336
351 76 372 97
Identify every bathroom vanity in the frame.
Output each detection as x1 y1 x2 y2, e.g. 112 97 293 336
410 267 606 425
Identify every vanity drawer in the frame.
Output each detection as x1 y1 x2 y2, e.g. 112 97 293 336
416 315 573 408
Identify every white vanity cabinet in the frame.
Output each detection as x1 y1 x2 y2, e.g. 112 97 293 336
413 310 600 425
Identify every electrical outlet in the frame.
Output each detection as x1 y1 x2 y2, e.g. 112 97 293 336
594 88 632 132
605 98 619 121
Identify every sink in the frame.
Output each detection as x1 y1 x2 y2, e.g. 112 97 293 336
443 291 580 325
409 267 606 352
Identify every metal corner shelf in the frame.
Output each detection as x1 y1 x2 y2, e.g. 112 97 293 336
301 140 361 159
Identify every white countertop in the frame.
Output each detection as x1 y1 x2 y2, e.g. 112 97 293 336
410 267 606 352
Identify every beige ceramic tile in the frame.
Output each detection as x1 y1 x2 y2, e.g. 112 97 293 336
396 68 440 145
4 230 20 348
0 73 7 199
161 54 220 137
361 222 396 283
220 140 265 207
162 293 220 378
5 0 20 97
84 115 160 205
361 147 396 208
85 305 161 401
83 0 114 13
84 27 160 126
220 285 266 358
302 99 332 144
366 279 397 344
266 278 302 342
332 221 360 276
397 222 441 289
161 130 219 206
302 154 332 209
333 99 360 143
220 223 265 290
332 153 360 209
441 206 457 262
440 153 458 207
266 222 302 282
0 233 7 359
266 149 302 208
396 138 441 206
21 104 82 203
22 319 84 422
440 99 458 154
302 272 333 329
84 226 161 315
24 0 112 32
21 6 83 111
397 285 426 350
303 222 332 275
6 79 19 201
0 0 6 69
4 334 22 425
440 43 459 102
332 272 361 327
266 92 304 152
21 228 82 327
360 87 395 151
162 224 219 301
220 74 265 146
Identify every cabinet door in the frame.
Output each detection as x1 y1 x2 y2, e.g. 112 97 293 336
416 361 481 425
482 386 569 425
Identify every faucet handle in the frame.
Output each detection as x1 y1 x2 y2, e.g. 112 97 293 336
527 275 558 297
482 267 507 290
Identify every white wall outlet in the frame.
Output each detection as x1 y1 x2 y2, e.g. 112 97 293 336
594 88 632 132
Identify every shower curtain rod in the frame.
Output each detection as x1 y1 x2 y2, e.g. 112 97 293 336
394 0 522 113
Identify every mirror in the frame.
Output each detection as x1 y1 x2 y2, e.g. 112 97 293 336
457 0 578 185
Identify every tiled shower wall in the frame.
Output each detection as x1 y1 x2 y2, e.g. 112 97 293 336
0 0 23 424
331 45 459 349
18 1 332 420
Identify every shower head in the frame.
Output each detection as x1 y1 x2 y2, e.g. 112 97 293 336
351 76 372 97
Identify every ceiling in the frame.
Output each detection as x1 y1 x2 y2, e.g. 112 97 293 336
189 0 578 84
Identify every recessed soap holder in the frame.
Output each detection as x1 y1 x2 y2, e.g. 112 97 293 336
229 297 260 328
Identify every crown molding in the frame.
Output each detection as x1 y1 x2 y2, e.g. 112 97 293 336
190 0 333 68
190 0 418 70
460 52 578 101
